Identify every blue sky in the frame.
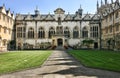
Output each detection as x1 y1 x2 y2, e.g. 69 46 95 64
0 0 114 14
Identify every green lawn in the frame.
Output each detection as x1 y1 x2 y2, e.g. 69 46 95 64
0 51 52 74
69 50 120 72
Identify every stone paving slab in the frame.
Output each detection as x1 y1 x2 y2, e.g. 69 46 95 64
0 50 120 78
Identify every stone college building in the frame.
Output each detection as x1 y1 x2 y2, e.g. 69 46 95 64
0 0 120 51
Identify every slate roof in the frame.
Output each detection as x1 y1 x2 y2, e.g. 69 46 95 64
16 8 99 21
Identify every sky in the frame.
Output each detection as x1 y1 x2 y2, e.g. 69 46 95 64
0 0 115 14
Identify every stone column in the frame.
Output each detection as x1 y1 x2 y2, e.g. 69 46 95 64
80 21 82 38
45 31 48 38
70 30 73 38
35 21 37 48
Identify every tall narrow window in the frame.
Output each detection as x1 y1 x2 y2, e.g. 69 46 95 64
10 20 12 25
90 26 98 38
73 26 79 38
8 29 11 34
3 40 6 46
3 15 5 21
28 28 34 38
109 26 112 33
0 25 1 32
38 27 45 38
64 27 70 38
17 27 22 38
82 27 88 38
109 14 112 21
7 17 9 23
4 27 7 34
115 12 119 19
106 27 108 33
105 17 108 22
56 26 63 35
58 17 61 25
116 24 119 31
49 27 55 38
23 27 26 38
0 13 1 19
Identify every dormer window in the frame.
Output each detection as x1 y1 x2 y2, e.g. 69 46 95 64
58 17 61 25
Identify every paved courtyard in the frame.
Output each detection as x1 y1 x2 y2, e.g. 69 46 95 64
0 50 120 78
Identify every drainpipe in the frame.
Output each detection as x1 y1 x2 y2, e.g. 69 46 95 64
35 21 37 49
112 10 115 50
99 17 102 50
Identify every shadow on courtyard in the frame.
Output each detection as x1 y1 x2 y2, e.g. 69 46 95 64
39 66 120 78
37 51 120 78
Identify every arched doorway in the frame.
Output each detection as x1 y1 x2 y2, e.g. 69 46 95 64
94 42 98 49
57 38 63 46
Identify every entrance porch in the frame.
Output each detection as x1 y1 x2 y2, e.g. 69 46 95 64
52 35 68 47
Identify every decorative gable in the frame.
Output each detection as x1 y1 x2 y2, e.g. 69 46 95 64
92 14 100 20
109 5 113 13
6 9 11 17
16 14 24 20
1 6 6 14
114 2 120 10
103 9 108 16
44 13 55 21
11 13 15 19
25 13 32 20
64 13 73 21
34 14 41 20
83 14 91 20
74 13 81 20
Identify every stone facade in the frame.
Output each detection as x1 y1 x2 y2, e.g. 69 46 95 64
15 7 100 50
0 4 14 51
97 0 120 50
